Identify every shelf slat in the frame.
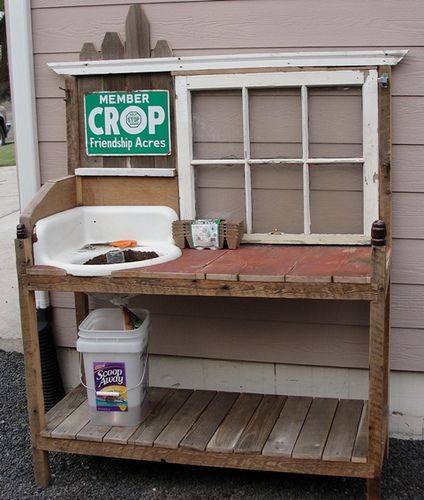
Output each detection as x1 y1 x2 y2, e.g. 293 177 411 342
155 391 216 449
207 393 263 453
235 395 287 454
262 396 313 458
292 398 338 460
180 392 239 451
323 399 364 462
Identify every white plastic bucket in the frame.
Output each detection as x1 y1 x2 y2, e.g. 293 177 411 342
76 308 150 426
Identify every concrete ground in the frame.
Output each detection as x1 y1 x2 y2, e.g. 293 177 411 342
0 165 22 352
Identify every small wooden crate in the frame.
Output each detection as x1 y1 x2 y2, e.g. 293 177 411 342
172 220 244 250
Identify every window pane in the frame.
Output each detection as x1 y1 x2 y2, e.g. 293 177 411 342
310 164 363 234
252 164 303 233
192 90 243 160
195 165 245 224
249 88 302 159
308 86 362 158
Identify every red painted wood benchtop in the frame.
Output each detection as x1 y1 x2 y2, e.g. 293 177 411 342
112 245 373 284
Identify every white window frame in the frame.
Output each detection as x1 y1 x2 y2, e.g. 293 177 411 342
175 69 379 245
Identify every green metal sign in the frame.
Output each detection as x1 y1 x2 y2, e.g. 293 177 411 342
84 90 171 156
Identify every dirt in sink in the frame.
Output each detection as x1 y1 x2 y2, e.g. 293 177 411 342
84 249 159 265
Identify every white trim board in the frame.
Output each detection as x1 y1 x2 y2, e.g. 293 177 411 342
48 50 408 77
75 168 176 177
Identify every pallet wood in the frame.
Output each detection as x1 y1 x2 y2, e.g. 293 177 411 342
180 392 239 451
65 75 80 174
129 389 192 446
322 399 364 462
41 385 86 437
155 390 215 449
125 4 153 169
51 401 89 440
263 396 313 458
235 395 286 454
24 272 377 301
151 40 175 170
352 402 369 463
39 387 372 478
292 398 338 460
78 42 103 169
79 176 179 213
103 387 169 444
20 176 77 234
207 393 262 453
101 32 126 169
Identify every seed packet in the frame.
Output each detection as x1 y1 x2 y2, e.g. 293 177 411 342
190 218 221 249
122 306 143 330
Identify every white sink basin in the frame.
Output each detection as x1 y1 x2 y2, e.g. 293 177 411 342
33 206 181 276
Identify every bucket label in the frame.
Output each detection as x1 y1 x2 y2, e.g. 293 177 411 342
94 361 128 412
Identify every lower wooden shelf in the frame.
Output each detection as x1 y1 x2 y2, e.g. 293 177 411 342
37 385 373 478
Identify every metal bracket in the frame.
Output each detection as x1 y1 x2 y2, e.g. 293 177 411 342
378 73 389 89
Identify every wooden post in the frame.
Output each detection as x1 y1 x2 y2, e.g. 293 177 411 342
367 220 388 500
125 4 154 168
65 75 80 175
78 42 103 169
152 40 175 170
15 235 50 486
101 32 126 168
378 66 392 248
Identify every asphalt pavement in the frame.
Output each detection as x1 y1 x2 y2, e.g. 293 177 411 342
2 350 424 500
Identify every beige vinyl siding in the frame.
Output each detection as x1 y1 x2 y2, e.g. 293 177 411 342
32 0 424 372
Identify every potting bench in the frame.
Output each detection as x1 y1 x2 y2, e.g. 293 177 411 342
16 170 390 499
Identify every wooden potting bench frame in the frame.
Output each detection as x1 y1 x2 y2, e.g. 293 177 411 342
16 48 392 498
16 205 391 500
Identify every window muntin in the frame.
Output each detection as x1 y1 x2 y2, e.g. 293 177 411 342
175 70 378 244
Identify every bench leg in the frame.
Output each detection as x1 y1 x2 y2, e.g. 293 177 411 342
367 477 381 500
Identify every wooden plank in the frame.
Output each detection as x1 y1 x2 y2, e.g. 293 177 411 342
201 245 300 282
331 246 373 284
25 273 376 301
125 4 153 169
151 40 175 170
51 401 90 440
112 248 228 279
379 66 392 246
41 385 86 437
207 393 262 453
262 396 312 457
368 245 387 467
79 176 179 214
77 421 111 442
103 387 169 444
322 399 364 462
154 390 215 449
130 389 192 446
38 434 374 478
180 392 239 451
352 401 369 463
286 247 347 283
20 176 77 234
65 75 80 174
235 395 286 454
292 398 338 459
78 42 103 169
101 32 126 169
15 239 50 486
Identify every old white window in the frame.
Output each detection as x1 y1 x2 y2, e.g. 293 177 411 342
175 69 379 244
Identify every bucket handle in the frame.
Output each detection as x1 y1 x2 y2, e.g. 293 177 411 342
79 352 148 394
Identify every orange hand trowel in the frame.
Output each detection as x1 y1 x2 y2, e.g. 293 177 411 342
81 239 137 250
